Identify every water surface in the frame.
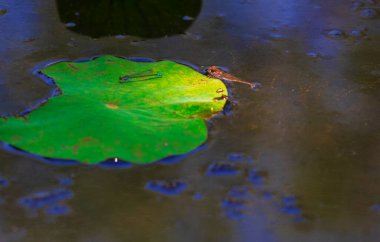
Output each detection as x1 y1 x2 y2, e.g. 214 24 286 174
1 0 380 241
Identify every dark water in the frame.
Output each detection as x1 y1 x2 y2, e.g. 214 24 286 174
56 0 201 38
1 0 380 241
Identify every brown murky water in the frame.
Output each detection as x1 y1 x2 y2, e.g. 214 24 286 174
1 0 380 241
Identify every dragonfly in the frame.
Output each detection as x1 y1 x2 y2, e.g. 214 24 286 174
119 69 162 83
206 66 260 90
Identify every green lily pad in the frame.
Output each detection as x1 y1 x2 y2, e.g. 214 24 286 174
0 55 227 164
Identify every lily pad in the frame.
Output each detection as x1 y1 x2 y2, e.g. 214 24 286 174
0 55 227 164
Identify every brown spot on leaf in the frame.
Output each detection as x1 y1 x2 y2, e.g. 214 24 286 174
96 71 106 76
67 63 79 70
46 147 55 154
105 102 120 110
11 135 22 142
81 137 93 144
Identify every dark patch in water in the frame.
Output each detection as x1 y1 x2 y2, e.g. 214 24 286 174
281 204 302 216
44 203 71 216
192 192 204 201
205 162 240 176
0 176 9 188
280 196 303 217
360 8 379 19
221 186 251 220
323 29 347 39
57 177 74 186
227 186 249 198
18 188 73 213
56 0 201 38
349 29 367 38
145 180 187 196
248 169 266 186
227 153 244 162
222 197 246 209
224 209 245 220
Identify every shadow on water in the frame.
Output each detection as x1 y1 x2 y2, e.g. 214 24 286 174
0 136 208 168
56 0 202 38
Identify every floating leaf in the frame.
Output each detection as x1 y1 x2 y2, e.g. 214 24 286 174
0 55 227 164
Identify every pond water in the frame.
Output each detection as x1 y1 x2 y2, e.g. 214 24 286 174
1 0 380 241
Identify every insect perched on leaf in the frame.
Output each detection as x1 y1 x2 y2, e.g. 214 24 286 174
119 69 162 83
206 66 260 90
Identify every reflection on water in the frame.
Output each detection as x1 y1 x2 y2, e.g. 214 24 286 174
1 0 380 241
145 180 188 196
18 187 73 217
56 0 202 38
